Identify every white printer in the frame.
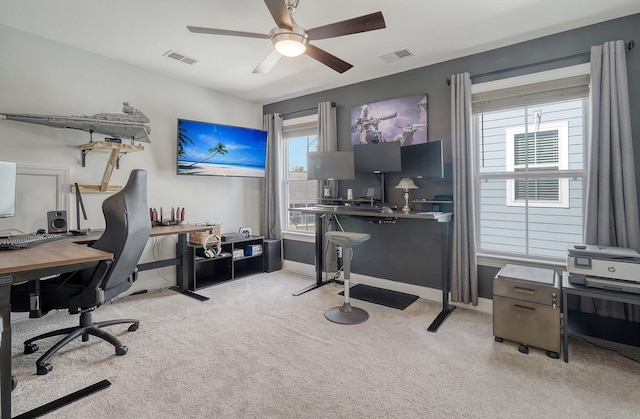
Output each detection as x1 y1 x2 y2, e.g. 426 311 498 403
567 244 640 293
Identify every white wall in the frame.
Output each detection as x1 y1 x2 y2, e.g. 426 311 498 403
0 24 264 292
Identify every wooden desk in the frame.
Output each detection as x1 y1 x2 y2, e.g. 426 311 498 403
289 206 454 332
0 224 212 417
0 240 113 419
63 224 215 298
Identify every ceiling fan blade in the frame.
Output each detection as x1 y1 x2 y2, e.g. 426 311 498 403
187 26 270 39
263 0 293 30
305 44 353 73
253 49 282 74
306 11 386 40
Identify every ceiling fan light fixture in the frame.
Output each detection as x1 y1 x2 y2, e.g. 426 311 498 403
272 32 307 57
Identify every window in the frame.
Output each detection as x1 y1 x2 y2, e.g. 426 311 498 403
505 121 569 207
282 115 318 233
472 66 589 261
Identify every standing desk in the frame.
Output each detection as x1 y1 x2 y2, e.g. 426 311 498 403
289 206 454 332
139 224 214 300
0 223 211 418
0 240 113 418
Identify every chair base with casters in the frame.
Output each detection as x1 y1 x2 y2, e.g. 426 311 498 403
23 309 139 375
10 169 151 376
324 231 371 325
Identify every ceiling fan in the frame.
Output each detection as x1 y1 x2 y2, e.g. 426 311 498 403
187 0 386 74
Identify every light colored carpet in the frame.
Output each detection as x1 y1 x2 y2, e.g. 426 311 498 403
10 270 640 418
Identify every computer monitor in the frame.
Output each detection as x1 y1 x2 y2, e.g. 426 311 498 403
353 141 402 174
0 160 17 219
401 140 445 179
307 151 355 180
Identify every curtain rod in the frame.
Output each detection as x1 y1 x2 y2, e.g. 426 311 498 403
445 40 635 86
281 102 335 119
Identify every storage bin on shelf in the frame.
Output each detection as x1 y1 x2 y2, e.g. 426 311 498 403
245 244 263 256
188 224 221 245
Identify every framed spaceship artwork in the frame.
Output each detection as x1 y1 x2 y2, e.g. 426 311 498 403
350 94 428 146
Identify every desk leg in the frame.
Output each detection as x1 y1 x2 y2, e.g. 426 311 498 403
293 214 334 296
427 219 455 332
562 283 569 362
170 233 209 301
1 280 11 419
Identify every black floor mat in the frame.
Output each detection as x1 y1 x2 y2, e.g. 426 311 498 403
339 284 419 310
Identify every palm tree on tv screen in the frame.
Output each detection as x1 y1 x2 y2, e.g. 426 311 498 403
177 126 194 157
187 142 228 167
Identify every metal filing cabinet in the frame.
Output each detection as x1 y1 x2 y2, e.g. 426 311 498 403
493 264 561 358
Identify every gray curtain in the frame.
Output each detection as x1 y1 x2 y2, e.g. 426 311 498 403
450 73 478 305
262 113 285 240
317 101 339 272
585 40 640 251
582 40 639 319
317 101 338 198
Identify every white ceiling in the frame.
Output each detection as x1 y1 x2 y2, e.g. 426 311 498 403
1 0 639 105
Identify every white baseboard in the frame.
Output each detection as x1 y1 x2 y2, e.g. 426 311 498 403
282 260 493 314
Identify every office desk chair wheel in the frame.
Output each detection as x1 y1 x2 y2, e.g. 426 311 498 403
37 362 53 376
324 231 371 325
24 342 38 354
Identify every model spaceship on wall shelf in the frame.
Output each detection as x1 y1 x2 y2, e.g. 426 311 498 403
0 102 151 143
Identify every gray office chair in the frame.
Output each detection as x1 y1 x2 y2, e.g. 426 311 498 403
11 169 151 375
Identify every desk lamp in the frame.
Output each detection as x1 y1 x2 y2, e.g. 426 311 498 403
395 178 418 211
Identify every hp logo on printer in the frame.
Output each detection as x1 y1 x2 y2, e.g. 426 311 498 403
608 266 616 273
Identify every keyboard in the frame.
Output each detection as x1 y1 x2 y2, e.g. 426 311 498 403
333 205 380 212
0 233 67 250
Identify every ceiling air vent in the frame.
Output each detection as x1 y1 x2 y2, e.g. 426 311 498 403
163 50 198 65
379 48 414 64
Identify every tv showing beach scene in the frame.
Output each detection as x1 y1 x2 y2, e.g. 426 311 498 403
177 118 267 178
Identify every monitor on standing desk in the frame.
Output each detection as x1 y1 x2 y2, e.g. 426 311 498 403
0 160 17 219
400 140 445 179
307 151 355 180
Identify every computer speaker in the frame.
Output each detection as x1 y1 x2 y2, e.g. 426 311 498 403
47 210 68 234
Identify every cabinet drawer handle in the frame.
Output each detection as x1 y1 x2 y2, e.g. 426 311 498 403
514 304 535 313
513 286 535 295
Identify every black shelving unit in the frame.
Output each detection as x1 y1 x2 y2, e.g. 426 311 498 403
187 236 264 291
562 272 640 362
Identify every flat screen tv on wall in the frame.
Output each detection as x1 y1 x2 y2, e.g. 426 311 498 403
177 119 268 178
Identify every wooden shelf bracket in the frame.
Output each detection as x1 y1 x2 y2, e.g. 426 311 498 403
78 140 143 192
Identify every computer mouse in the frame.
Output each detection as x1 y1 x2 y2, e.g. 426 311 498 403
379 206 394 214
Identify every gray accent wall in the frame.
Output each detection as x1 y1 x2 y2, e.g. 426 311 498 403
265 14 640 299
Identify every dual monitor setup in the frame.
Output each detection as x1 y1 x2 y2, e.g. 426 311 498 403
307 140 444 204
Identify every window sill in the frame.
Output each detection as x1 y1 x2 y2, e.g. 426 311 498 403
282 230 315 243
477 252 566 270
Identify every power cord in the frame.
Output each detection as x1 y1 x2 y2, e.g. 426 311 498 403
322 214 344 284
577 336 640 364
